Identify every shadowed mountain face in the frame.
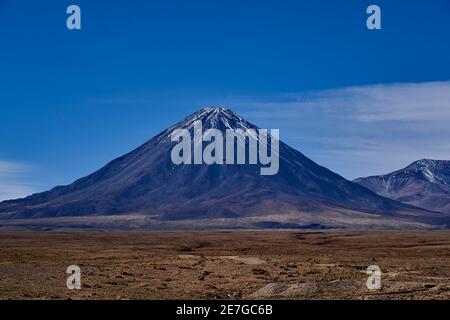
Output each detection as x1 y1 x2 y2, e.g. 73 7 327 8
0 108 444 229
355 159 450 214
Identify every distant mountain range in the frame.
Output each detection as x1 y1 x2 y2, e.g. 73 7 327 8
355 159 450 215
0 108 448 230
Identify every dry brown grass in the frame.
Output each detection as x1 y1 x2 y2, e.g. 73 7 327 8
0 230 449 300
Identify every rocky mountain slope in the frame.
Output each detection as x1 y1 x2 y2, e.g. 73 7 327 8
355 159 450 214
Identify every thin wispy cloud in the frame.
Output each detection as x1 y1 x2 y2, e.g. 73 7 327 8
325 81 450 122
0 160 36 201
0 183 36 202
0 160 30 174
228 81 450 179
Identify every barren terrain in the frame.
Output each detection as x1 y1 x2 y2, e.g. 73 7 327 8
1 231 450 300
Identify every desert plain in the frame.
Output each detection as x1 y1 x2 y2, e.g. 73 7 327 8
0 230 450 300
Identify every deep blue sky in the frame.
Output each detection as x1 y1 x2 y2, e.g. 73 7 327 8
0 0 449 199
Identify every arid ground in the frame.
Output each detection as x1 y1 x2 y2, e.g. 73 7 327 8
0 230 449 300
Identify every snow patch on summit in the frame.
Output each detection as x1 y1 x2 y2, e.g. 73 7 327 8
164 107 256 138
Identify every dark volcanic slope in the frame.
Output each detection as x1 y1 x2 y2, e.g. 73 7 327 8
0 108 436 227
355 159 450 214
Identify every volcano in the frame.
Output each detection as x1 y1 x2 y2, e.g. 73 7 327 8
0 108 447 230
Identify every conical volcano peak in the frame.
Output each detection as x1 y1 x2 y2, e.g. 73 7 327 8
200 106 231 113
193 107 235 122
195 107 243 122
152 107 257 146
170 107 257 132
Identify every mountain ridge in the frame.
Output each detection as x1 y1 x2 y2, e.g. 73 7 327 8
354 159 450 215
